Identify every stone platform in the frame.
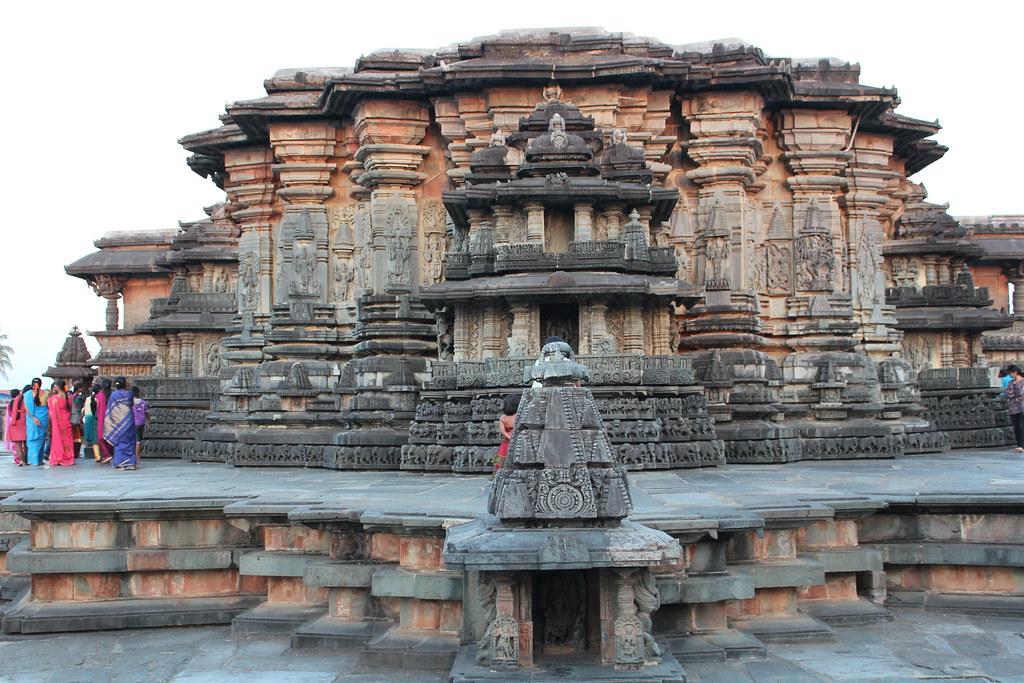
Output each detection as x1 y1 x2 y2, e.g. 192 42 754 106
1 448 1024 680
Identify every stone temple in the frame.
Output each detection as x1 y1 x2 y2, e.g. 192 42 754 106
64 28 1024 468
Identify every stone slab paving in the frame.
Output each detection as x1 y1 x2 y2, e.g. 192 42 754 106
0 610 1020 682
3 448 1024 519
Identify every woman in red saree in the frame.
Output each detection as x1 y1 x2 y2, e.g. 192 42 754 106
47 381 76 466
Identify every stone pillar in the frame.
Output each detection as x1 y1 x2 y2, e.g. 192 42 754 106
1012 278 1024 320
574 203 594 242
224 148 276 324
842 134 900 356
168 336 182 377
604 203 624 241
492 204 513 245
179 332 195 377
623 303 644 354
88 275 126 331
507 303 532 357
482 305 505 359
525 202 545 245
680 92 765 338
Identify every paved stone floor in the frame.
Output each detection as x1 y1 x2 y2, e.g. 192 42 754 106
0 609 1021 682
2 448 1024 681
3 448 1024 519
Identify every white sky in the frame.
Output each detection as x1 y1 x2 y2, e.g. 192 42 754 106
2 0 1021 384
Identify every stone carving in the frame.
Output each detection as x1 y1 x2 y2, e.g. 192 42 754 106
384 202 413 291
205 343 222 376
289 209 321 297
213 267 230 293
489 615 520 671
632 569 662 664
890 256 919 287
239 251 259 309
857 227 882 305
795 200 834 291
614 614 646 669
767 241 792 291
705 236 730 288
332 252 354 301
421 233 444 286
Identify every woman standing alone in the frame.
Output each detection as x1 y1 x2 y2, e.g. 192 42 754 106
5 389 27 465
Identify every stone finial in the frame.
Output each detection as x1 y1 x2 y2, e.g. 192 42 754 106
523 340 590 386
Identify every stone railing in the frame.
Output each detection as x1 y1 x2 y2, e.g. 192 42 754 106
444 241 678 280
885 285 992 308
916 367 993 391
430 354 694 389
150 292 237 317
133 377 221 400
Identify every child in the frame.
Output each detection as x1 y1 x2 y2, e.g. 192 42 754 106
493 394 521 477
131 386 150 465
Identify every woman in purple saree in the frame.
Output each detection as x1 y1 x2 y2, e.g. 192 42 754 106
103 376 137 470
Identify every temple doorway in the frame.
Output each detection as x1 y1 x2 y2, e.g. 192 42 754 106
531 570 598 658
540 303 579 351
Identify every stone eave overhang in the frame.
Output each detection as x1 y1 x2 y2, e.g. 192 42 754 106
882 239 984 259
420 271 701 308
443 181 677 229
65 249 173 278
893 307 1012 332
862 112 945 175
179 123 251 156
967 236 1024 262
155 247 239 267
136 313 235 334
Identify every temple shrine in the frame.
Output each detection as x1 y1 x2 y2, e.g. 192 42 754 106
65 29 1024 467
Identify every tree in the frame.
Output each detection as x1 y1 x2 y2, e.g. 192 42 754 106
0 329 12 380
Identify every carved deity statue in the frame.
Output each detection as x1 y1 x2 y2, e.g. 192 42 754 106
213 267 230 293
332 253 354 301
239 251 259 309
291 239 319 295
549 113 568 149
205 343 222 376
706 236 730 281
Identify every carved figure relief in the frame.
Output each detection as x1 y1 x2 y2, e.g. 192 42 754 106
351 202 372 294
205 343 222 376
436 310 454 361
767 241 792 291
239 251 259 310
857 227 882 305
705 236 730 287
548 113 568 149
330 204 356 244
890 256 920 287
422 233 444 286
212 267 230 293
795 232 834 291
750 243 767 293
384 202 413 291
332 252 354 301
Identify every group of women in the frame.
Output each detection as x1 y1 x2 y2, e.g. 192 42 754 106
3 376 142 470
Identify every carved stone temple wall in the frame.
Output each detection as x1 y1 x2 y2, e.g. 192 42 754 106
68 29 1024 465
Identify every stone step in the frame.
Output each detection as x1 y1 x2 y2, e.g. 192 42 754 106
231 602 326 636
290 615 385 650
798 598 893 627
1 594 262 634
664 628 766 662
360 625 459 671
731 614 836 644
448 642 686 683
887 590 1024 616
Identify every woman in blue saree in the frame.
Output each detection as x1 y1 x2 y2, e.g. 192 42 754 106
103 376 137 470
24 377 50 467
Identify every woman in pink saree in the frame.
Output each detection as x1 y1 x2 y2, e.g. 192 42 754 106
47 380 76 466
95 378 112 464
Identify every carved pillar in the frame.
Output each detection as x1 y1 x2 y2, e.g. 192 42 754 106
842 134 900 355
574 202 594 242
604 203 624 241
492 204 513 245
168 335 182 377
680 92 766 339
777 110 854 327
269 122 336 314
482 304 505 359
623 303 644 354
179 332 195 377
453 304 473 361
353 100 431 296
88 275 127 331
507 303 532 356
525 202 545 244
224 148 276 323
